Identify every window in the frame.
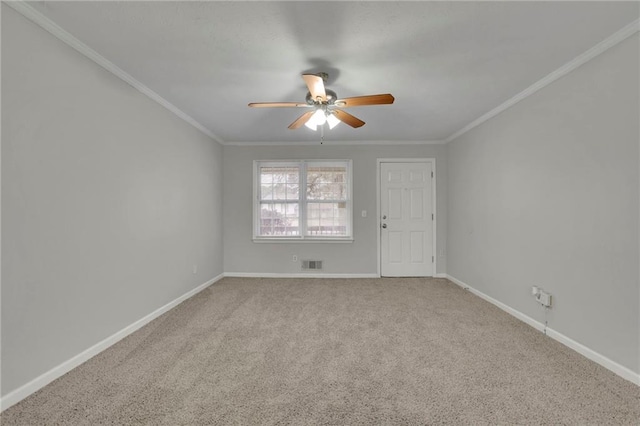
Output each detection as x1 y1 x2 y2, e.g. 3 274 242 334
254 160 352 241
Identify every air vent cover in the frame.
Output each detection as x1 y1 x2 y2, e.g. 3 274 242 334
301 260 323 270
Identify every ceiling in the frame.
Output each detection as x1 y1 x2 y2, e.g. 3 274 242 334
25 1 640 144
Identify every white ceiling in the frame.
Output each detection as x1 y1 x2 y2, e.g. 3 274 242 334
26 1 639 144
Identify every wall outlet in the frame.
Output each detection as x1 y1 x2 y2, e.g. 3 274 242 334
292 255 298 262
192 264 197 274
537 291 552 307
532 286 551 307
361 210 367 218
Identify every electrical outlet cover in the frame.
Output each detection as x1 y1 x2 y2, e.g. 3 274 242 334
538 292 552 307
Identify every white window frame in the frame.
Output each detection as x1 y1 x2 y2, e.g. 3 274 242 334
253 160 353 242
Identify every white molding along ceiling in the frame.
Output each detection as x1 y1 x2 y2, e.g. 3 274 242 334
444 18 640 143
6 1 639 145
5 1 224 144
225 140 447 147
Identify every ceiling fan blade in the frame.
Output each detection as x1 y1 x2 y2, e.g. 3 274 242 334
248 102 309 108
333 109 365 128
334 94 395 107
302 74 327 102
288 110 315 129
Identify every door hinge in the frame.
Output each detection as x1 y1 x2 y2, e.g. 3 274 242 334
432 256 434 263
432 213 434 220
431 171 434 178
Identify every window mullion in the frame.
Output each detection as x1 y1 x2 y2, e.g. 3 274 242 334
300 161 307 239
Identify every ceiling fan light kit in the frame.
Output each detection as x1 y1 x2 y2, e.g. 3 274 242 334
304 109 327 131
249 73 394 132
304 107 341 131
326 113 341 130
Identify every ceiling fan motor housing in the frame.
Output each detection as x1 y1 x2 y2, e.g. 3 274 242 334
306 89 338 105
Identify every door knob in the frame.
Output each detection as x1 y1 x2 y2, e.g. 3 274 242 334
382 223 387 229
382 215 387 219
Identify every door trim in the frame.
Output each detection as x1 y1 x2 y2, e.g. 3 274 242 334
376 158 437 277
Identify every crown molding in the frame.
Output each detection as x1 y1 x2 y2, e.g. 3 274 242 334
223 139 446 147
9 1 637 147
445 18 640 143
5 0 225 145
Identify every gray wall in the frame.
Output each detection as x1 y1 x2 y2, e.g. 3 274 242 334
447 34 639 373
2 6 223 396
223 144 447 275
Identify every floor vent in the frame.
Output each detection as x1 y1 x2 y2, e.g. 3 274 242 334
301 260 323 270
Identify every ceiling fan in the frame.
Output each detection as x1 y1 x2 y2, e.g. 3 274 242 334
248 73 394 131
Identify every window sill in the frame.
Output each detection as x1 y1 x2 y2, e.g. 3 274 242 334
252 237 354 244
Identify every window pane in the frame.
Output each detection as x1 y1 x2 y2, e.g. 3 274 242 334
307 166 347 200
255 160 351 239
261 167 299 201
259 203 299 236
306 202 348 236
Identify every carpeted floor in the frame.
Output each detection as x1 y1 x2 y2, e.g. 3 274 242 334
2 277 639 425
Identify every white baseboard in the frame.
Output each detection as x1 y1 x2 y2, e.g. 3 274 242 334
544 327 640 386
445 274 640 386
224 272 447 279
0 274 224 412
224 272 380 279
446 274 545 333
6 272 634 412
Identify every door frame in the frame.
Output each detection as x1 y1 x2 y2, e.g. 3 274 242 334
376 158 437 277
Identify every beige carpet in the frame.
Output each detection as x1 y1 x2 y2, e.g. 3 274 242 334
2 277 639 425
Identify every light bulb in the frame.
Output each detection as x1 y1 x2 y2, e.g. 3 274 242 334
304 109 319 130
312 109 326 125
326 113 340 129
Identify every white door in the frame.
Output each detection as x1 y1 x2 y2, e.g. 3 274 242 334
380 161 434 277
